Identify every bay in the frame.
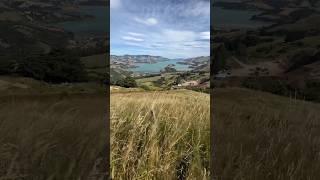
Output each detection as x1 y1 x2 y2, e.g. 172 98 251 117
56 6 109 37
128 59 190 73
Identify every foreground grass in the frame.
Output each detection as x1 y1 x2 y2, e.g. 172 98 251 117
0 94 107 179
111 90 210 179
213 88 320 179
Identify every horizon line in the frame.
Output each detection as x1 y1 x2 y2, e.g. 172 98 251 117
110 54 209 59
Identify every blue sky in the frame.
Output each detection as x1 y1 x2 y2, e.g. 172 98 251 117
110 0 210 59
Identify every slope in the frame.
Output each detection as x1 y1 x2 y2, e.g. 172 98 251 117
213 87 320 179
110 89 210 179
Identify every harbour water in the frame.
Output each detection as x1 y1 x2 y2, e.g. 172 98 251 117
128 59 190 73
56 6 109 37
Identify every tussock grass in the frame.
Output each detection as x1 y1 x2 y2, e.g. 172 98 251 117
213 88 320 179
0 94 107 179
111 90 210 179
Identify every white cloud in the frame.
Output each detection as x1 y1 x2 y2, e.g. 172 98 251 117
110 0 210 58
190 1 210 16
192 44 208 48
151 42 165 48
200 31 210 40
134 17 158 26
184 41 209 48
124 42 146 47
128 32 145 37
111 0 121 9
162 29 197 42
122 36 144 42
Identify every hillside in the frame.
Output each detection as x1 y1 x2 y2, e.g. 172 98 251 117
110 88 210 179
215 0 320 10
213 87 320 179
0 86 107 179
110 86 320 179
0 0 108 57
178 56 210 72
111 55 169 64
0 75 106 96
212 3 320 101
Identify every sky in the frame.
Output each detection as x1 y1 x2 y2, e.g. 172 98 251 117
110 0 210 59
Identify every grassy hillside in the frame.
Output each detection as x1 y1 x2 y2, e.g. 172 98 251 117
0 75 108 179
0 93 107 179
111 89 210 179
213 87 320 179
0 76 106 95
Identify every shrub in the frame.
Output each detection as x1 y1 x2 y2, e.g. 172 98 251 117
212 45 228 73
285 31 306 42
17 49 88 83
115 77 137 88
242 77 292 96
0 58 15 74
140 84 151 91
154 77 166 86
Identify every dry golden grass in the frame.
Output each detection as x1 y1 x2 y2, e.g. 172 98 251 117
213 87 320 179
111 90 210 179
0 94 107 179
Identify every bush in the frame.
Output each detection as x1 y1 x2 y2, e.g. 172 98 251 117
0 58 15 74
17 49 88 83
212 45 228 73
154 77 166 86
173 76 183 85
242 77 292 96
285 31 306 42
140 85 151 91
115 77 137 88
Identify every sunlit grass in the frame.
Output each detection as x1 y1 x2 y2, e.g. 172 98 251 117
111 90 210 179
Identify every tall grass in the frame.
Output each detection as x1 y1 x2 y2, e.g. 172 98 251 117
213 88 320 179
0 94 107 179
111 90 210 179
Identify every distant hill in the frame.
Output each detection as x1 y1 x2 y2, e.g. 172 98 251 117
183 56 210 64
211 2 320 100
77 0 108 6
0 1 77 54
111 55 169 64
179 56 210 72
215 0 320 10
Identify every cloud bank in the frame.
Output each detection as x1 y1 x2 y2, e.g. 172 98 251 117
111 0 210 58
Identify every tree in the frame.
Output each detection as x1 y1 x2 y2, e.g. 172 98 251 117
115 77 137 88
174 76 183 85
155 77 166 86
17 49 88 83
212 44 228 74
285 31 306 42
0 57 15 74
